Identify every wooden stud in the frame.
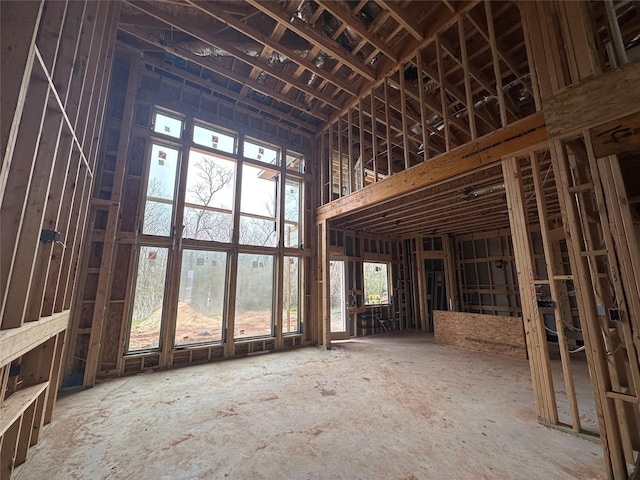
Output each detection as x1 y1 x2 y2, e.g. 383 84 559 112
370 93 378 182
338 116 343 197
328 122 334 201
503 155 558 423
384 79 393 176
0 0 44 206
530 150 581 431
416 50 430 161
550 139 626 478
435 35 451 151
321 220 331 349
358 97 365 190
316 112 547 222
518 2 542 111
83 51 138 386
347 109 354 194
484 0 507 127
458 16 477 140
399 66 411 170
320 132 327 205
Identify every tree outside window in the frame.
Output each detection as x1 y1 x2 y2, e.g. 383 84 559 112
363 262 390 305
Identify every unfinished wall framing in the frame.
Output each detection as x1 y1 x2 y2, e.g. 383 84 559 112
0 1 119 476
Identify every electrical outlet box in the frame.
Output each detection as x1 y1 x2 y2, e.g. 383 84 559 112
40 229 61 243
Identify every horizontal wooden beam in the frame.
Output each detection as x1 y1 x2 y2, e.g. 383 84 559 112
0 381 49 436
315 112 547 222
0 310 69 368
544 60 640 137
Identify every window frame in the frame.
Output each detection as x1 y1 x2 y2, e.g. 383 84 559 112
363 261 392 306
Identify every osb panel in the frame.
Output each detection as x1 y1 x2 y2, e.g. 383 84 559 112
83 273 99 301
434 310 526 359
543 61 640 137
110 244 132 301
121 178 141 232
100 302 124 367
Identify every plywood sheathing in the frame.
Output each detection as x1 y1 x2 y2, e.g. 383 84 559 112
434 310 526 358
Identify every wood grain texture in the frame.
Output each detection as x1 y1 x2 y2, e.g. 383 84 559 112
434 310 526 359
590 111 640 158
315 112 547 222
544 61 640 138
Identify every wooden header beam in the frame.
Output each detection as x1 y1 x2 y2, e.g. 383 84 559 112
315 112 547 222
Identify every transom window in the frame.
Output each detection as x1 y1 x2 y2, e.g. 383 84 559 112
153 111 183 139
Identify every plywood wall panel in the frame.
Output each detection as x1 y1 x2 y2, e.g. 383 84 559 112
434 310 526 359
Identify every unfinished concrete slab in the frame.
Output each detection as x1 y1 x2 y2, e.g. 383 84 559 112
17 334 604 480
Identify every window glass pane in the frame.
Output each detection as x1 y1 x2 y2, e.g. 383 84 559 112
128 246 169 351
243 139 279 165
240 164 277 217
286 151 304 172
175 250 227 346
185 150 235 209
239 216 277 247
143 201 173 237
330 260 346 332
284 178 300 248
183 149 235 242
364 262 390 305
153 111 182 138
193 124 235 154
282 256 300 334
142 144 179 236
183 208 232 242
235 254 274 339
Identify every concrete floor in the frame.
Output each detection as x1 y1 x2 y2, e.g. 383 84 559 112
18 333 605 480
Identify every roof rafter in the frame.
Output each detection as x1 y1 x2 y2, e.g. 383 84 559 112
118 24 329 122
183 0 360 98
319 2 398 62
376 0 424 40
245 0 376 82
126 0 344 110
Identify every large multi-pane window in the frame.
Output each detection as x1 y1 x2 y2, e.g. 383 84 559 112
126 108 304 352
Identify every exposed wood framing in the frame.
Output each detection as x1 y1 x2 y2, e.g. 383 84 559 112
1 3 119 473
502 155 557 423
316 112 547 222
